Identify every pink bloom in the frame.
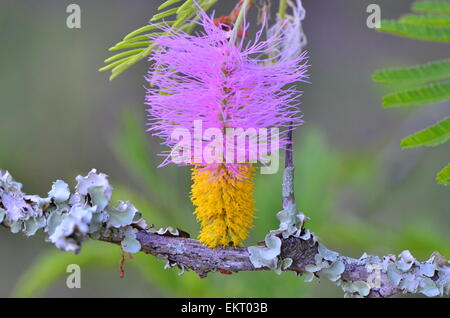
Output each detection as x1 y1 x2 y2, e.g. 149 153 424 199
145 11 309 175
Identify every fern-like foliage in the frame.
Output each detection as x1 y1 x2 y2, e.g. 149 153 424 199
382 81 450 107
401 116 450 148
437 163 450 185
378 20 450 42
412 0 450 13
400 13 450 26
373 0 450 186
373 58 450 85
100 0 218 80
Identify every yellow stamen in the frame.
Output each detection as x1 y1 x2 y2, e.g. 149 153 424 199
191 164 255 248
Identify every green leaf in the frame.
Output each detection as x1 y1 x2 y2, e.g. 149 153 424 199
109 41 153 51
373 4 450 185
104 49 145 64
436 163 450 185
400 13 450 26
108 47 156 80
150 7 179 22
382 81 450 107
101 0 218 80
177 0 194 14
378 20 450 42
98 56 134 72
401 116 450 148
158 0 183 11
373 58 450 85
123 22 175 41
412 1 450 13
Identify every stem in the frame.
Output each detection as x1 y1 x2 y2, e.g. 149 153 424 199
278 0 288 19
230 0 251 44
282 123 296 209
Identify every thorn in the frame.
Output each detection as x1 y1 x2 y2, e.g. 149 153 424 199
119 251 133 278
219 269 233 275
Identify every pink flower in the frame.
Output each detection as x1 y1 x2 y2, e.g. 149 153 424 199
145 11 309 175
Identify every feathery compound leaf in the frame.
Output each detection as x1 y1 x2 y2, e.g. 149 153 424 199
104 49 146 64
374 2 450 185
109 41 153 51
150 7 179 22
123 23 173 41
412 1 450 13
373 58 450 85
98 56 134 72
436 163 450 185
400 13 450 26
158 0 183 11
401 116 450 148
378 20 450 42
101 0 217 80
177 0 193 12
383 81 450 107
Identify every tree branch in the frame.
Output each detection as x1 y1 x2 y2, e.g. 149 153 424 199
1 168 449 298
102 227 449 298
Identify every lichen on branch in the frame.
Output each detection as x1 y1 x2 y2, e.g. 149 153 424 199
1 168 450 298
0 168 146 253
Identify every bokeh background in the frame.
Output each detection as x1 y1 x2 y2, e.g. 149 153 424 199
0 0 449 297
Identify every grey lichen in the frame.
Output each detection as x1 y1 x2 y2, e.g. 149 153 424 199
304 244 345 283
341 280 371 298
121 227 142 254
149 226 180 236
302 245 450 298
0 169 146 254
248 234 281 270
386 250 450 297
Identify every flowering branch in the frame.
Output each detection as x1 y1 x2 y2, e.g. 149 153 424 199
1 168 449 298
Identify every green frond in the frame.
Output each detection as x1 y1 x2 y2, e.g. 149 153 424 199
436 163 450 185
400 13 450 26
101 0 218 80
177 0 194 14
374 2 450 185
124 35 154 43
378 20 450 42
412 1 450 14
383 81 450 107
99 56 134 72
123 23 173 41
373 58 450 85
109 41 153 51
104 49 146 64
109 46 156 80
150 7 179 22
401 116 450 148
158 0 183 11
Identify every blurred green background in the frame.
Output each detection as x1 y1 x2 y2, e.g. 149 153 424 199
0 0 448 297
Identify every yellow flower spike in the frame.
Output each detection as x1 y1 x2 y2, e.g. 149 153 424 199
191 164 256 248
